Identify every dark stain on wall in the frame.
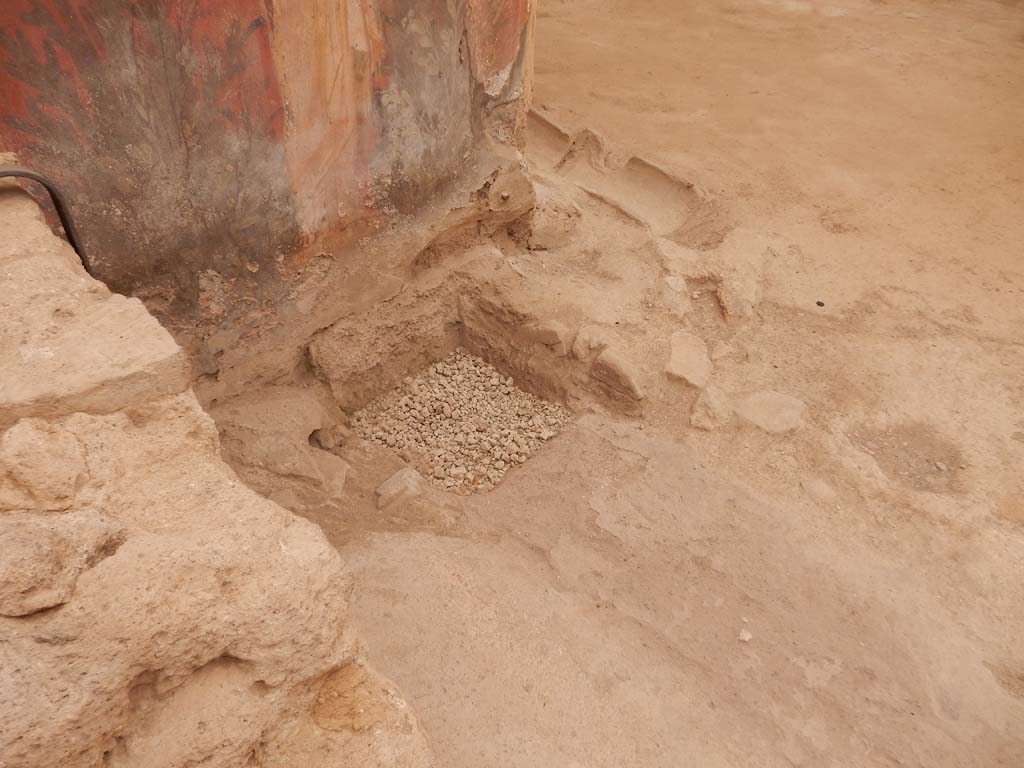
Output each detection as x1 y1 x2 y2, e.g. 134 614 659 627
0 0 299 316
0 0 533 327
374 0 475 215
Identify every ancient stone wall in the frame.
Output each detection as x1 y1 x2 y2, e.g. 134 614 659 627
0 184 434 766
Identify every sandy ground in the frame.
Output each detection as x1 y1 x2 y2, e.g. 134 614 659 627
332 1 1024 765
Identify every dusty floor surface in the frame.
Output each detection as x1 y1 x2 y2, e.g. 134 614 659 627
299 2 1024 766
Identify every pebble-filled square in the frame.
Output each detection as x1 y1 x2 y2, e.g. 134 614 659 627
353 349 571 493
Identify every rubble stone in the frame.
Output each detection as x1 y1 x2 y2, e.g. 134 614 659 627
0 295 189 430
377 468 427 509
591 348 646 401
665 331 712 389
690 386 733 431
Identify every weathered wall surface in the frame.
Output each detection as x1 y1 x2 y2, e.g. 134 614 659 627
0 0 533 319
0 185 436 766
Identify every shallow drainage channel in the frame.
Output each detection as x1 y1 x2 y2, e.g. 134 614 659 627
352 348 571 494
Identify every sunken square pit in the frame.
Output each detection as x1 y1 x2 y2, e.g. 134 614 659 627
352 349 571 494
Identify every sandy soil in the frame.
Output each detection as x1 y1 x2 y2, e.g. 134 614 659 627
319 1 1024 765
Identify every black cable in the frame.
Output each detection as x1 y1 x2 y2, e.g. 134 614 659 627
0 167 92 276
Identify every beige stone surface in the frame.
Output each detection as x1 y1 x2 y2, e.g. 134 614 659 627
0 193 434 768
0 512 123 617
210 385 352 514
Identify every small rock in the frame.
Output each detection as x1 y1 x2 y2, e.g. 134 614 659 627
658 279 693 320
312 451 350 498
590 348 645 401
738 629 753 643
717 273 760 320
690 385 733 431
570 325 613 361
735 390 806 434
376 468 425 510
524 320 573 356
664 331 711 389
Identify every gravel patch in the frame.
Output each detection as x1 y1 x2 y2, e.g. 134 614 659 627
353 348 571 494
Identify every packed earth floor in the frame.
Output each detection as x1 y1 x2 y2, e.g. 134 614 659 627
318 2 1024 766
